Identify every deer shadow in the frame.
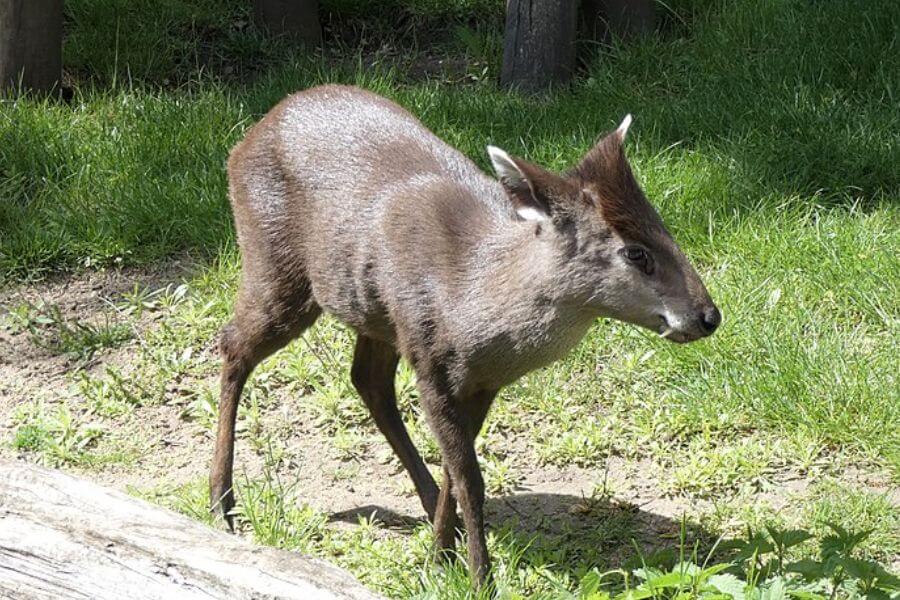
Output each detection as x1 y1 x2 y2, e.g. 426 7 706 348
329 491 720 577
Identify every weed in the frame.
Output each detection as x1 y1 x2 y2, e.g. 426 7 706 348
182 383 219 431
12 402 111 466
660 436 779 498
332 462 361 482
14 301 132 363
1 302 35 334
556 523 900 600
118 282 189 318
77 366 148 416
234 467 328 551
332 427 368 461
805 480 900 564
481 452 521 495
134 479 215 526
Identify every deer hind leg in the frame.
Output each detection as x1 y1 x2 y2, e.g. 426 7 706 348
209 282 320 528
433 463 458 555
350 335 440 521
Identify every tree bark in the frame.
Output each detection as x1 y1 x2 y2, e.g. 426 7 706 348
0 0 63 95
0 459 382 600
580 0 656 45
500 0 578 93
252 0 322 45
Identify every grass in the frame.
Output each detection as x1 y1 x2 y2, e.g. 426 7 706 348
12 400 135 467
1 0 898 597
137 464 899 599
4 301 132 363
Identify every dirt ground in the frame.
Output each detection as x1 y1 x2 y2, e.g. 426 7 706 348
1 263 897 567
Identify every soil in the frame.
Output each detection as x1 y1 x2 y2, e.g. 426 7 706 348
1 263 897 568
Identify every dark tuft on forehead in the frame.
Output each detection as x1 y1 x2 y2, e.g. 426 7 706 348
570 132 666 243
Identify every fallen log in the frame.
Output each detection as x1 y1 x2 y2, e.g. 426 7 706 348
0 459 382 600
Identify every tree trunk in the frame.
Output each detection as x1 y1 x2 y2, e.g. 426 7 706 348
0 0 63 95
0 459 382 600
252 0 322 45
500 0 578 93
580 0 656 45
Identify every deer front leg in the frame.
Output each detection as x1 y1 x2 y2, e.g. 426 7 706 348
433 390 494 559
419 375 495 587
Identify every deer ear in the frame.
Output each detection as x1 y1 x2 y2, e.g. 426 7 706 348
615 114 633 141
487 145 550 222
570 114 635 179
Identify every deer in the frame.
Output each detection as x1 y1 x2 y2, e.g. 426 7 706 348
209 84 721 587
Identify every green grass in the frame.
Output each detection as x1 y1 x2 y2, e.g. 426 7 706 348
5 301 132 363
139 465 898 599
2 0 898 597
12 400 136 467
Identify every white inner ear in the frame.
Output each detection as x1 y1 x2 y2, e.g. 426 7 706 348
616 114 633 140
513 206 546 222
486 145 548 222
487 145 525 185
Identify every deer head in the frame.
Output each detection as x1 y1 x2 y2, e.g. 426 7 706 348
488 116 720 343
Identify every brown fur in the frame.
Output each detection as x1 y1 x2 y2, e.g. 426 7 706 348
209 85 719 588
573 133 666 242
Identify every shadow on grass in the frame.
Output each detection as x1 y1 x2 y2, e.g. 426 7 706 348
61 0 503 89
329 492 720 575
330 504 427 532
4 0 897 280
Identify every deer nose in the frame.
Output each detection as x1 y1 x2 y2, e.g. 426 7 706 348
699 306 721 334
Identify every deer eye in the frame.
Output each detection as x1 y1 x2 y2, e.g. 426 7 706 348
624 247 645 261
621 246 654 274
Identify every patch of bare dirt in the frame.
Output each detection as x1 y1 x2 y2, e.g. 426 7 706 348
0 260 195 435
1 263 897 567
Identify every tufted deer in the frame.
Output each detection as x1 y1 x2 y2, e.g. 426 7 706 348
209 85 720 586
